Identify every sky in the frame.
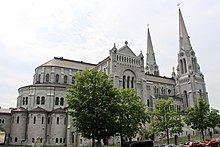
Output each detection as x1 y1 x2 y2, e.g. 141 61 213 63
0 0 220 110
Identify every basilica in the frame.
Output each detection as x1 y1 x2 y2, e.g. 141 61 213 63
0 8 208 146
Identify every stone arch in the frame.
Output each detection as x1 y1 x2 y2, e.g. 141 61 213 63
121 69 136 89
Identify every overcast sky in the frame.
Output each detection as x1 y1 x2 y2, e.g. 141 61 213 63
0 0 220 110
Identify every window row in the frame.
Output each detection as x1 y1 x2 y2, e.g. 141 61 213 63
55 138 66 144
55 97 65 106
36 96 45 105
32 138 43 143
117 55 141 65
35 96 65 106
122 76 135 88
0 119 4 124
12 116 67 125
12 116 20 124
32 116 67 125
37 74 75 84
22 97 28 105
154 87 172 95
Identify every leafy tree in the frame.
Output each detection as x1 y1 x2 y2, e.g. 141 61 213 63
116 88 148 146
184 98 210 141
208 109 220 137
150 98 183 144
67 68 118 147
138 127 155 140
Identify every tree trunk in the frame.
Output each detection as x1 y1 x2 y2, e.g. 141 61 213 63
166 129 169 145
97 139 101 147
201 128 205 141
120 133 124 147
92 138 95 147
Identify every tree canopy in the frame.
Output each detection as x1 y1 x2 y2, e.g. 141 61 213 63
150 97 183 144
184 98 220 140
116 88 148 146
184 98 210 140
67 68 118 147
67 68 148 147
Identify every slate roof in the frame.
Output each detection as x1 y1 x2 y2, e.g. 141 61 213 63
144 74 175 85
38 57 96 70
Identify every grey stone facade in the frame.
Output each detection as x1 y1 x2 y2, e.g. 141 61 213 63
0 8 208 146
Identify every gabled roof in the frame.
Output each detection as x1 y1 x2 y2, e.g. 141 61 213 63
51 107 67 114
12 107 28 113
38 57 96 70
29 106 48 113
118 41 136 57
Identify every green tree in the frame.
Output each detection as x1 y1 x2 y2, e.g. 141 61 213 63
138 127 155 140
150 98 183 144
208 109 220 137
67 68 118 147
116 88 148 146
184 98 210 141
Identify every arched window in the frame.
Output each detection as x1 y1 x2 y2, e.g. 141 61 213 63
38 74 41 83
180 59 184 74
184 90 188 107
64 75 68 84
32 138 35 143
15 137 18 142
72 76 75 84
17 116 19 124
199 90 202 98
41 96 45 105
131 77 134 88
22 97 25 105
123 76 126 88
60 97 64 106
33 116 36 124
41 117 44 124
46 73 49 82
36 96 40 105
57 117 59 124
127 76 130 88
147 99 150 107
55 97 59 105
26 97 28 105
64 117 66 125
183 58 187 73
55 74 59 83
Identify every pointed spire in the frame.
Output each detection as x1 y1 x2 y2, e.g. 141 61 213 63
146 26 160 76
146 26 156 65
179 8 192 51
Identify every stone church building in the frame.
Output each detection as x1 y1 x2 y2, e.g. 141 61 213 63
0 8 208 146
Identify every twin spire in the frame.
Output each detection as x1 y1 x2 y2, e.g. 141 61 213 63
146 26 160 76
146 7 194 76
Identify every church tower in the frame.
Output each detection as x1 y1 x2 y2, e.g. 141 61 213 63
176 8 208 107
146 27 160 75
